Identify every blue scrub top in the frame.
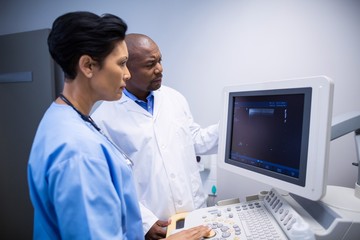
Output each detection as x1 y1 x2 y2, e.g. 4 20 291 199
27 103 143 239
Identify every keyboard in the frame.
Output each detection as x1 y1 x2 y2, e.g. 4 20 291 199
169 188 314 240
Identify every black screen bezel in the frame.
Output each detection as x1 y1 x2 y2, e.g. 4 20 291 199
224 87 312 187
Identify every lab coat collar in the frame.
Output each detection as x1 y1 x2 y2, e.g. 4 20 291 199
119 87 164 119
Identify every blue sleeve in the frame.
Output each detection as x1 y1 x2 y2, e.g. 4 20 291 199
47 154 124 239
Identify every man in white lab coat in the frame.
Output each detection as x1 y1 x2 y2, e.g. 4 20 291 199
91 33 218 239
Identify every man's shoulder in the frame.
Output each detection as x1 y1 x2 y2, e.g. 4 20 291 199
158 85 184 98
92 96 130 116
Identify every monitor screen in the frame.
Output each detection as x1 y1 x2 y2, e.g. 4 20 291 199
218 76 334 200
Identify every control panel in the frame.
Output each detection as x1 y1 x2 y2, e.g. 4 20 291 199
167 188 315 239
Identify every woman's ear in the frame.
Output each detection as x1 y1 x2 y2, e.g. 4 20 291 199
78 55 94 78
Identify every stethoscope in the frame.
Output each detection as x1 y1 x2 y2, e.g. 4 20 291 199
59 93 134 169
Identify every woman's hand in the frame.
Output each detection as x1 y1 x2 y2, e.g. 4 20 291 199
164 225 213 240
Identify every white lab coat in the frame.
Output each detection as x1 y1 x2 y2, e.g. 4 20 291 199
92 86 218 234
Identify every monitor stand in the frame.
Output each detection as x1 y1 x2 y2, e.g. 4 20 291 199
322 184 360 213
287 184 360 240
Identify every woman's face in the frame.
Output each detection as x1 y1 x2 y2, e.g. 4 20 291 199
91 40 131 101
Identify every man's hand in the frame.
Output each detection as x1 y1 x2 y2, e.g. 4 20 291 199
145 220 171 240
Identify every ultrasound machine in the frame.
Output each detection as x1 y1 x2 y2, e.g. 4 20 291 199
166 76 360 239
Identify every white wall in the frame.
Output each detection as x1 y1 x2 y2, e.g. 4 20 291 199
2 0 360 201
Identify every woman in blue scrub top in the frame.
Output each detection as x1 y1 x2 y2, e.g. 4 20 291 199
27 11 210 240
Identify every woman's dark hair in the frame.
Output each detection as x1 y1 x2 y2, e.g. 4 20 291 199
48 11 128 79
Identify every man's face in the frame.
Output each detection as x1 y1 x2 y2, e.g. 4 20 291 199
126 40 163 100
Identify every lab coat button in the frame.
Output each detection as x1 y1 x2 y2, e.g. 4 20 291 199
170 173 175 179
177 200 182 206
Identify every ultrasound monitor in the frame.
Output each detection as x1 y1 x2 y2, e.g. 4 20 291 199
218 76 334 201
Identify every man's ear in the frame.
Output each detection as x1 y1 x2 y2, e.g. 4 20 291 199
79 55 94 78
